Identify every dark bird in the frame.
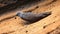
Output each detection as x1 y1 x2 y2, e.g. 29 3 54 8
16 11 51 24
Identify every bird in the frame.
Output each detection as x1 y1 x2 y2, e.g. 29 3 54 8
16 11 51 24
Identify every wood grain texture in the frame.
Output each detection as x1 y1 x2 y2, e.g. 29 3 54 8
0 0 60 34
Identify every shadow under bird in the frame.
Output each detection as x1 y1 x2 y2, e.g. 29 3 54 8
16 11 51 24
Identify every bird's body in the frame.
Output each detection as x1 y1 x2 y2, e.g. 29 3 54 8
17 11 51 23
